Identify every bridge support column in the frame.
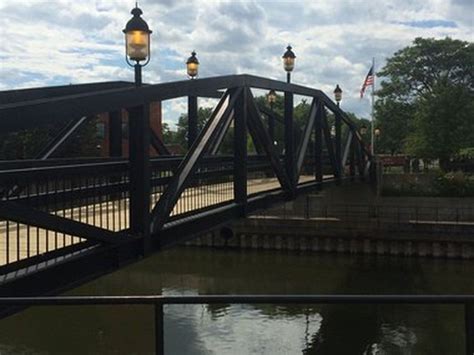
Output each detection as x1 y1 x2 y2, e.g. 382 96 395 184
284 91 296 194
314 101 323 189
188 95 198 149
355 141 365 181
109 110 122 158
349 138 356 181
335 112 342 184
128 104 151 255
234 88 247 214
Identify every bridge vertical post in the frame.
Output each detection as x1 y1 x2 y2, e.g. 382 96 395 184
355 142 365 181
314 101 323 188
284 91 296 193
109 110 122 158
466 303 474 355
128 104 151 255
335 112 342 184
188 95 198 149
234 88 247 214
349 137 356 181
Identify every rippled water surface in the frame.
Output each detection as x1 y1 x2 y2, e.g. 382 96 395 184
0 248 473 354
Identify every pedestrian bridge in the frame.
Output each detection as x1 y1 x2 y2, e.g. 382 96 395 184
0 74 371 297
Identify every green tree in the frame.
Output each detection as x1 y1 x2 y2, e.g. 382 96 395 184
173 107 214 149
374 100 414 154
376 37 474 165
406 84 474 166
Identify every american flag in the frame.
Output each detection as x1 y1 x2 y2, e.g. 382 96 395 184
360 64 374 98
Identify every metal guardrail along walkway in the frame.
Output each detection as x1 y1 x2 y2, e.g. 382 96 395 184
0 294 472 355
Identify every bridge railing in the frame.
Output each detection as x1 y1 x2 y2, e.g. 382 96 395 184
0 294 472 354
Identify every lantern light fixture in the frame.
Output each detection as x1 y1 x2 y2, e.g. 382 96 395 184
267 89 277 105
186 51 200 79
334 84 343 105
123 4 152 86
282 45 296 83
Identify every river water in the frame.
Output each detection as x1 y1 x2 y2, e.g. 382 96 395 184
0 248 473 354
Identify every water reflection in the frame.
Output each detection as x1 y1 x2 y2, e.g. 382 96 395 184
0 248 471 354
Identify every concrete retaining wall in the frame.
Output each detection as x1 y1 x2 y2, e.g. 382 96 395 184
186 218 474 259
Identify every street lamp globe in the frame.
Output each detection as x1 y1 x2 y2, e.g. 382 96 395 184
360 124 368 135
123 6 152 64
186 51 199 79
267 89 277 105
334 84 343 103
282 45 296 73
375 128 381 137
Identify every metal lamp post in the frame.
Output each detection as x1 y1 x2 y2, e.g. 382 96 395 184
123 5 152 87
267 89 277 143
374 128 381 154
186 51 199 79
333 85 343 180
334 84 342 107
186 51 200 148
282 45 296 83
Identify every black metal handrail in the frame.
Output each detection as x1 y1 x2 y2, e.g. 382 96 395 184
0 294 472 355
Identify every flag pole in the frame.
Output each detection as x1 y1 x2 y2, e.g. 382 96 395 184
371 57 375 156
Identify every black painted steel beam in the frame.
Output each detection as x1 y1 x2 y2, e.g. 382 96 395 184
246 89 292 193
350 136 356 181
35 116 89 160
128 105 151 252
150 88 242 233
0 81 135 105
321 108 340 179
0 74 372 161
284 91 296 189
342 130 353 168
335 111 342 183
188 95 198 149
245 108 266 156
314 101 323 184
150 129 170 156
296 99 318 176
233 92 247 211
0 201 130 244
209 110 234 155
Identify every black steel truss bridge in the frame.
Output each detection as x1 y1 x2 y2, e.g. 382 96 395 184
0 74 372 299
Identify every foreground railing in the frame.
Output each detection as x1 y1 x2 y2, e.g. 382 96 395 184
0 294 473 354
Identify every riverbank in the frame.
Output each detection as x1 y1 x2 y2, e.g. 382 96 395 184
184 183 474 259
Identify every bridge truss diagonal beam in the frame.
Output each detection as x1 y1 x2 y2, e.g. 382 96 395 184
0 201 132 244
209 110 234 155
150 88 243 234
321 108 340 179
35 116 90 160
296 99 318 176
246 88 292 193
342 131 353 168
150 129 170 156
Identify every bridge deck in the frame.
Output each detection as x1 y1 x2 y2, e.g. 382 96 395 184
0 175 317 267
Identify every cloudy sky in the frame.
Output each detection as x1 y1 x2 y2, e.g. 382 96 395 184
0 0 472 127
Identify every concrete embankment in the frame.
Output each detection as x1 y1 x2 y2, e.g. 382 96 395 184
184 183 474 259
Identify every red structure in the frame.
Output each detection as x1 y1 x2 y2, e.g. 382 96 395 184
97 101 163 157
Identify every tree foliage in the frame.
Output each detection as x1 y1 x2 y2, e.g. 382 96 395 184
163 92 367 156
375 37 474 164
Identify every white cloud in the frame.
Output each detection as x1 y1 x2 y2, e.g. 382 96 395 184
0 0 472 121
